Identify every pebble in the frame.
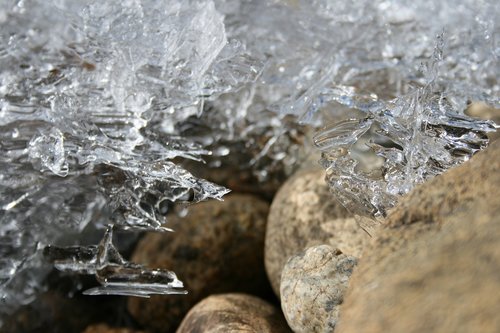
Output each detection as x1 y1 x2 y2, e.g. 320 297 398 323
280 245 357 333
176 293 292 333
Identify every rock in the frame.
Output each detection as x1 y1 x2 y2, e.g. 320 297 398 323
338 140 500 333
128 194 272 333
265 168 369 296
82 324 144 333
176 293 291 333
280 245 357 333
465 101 500 141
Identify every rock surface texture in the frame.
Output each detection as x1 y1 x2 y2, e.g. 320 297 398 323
265 167 368 296
281 245 357 333
338 140 500 333
128 194 271 333
176 293 291 333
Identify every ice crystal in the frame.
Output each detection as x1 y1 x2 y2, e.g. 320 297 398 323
45 226 186 297
0 0 245 315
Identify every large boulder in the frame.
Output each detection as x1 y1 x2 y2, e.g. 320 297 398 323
338 140 500 333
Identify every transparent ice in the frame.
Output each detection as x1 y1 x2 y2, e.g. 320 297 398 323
0 0 498 321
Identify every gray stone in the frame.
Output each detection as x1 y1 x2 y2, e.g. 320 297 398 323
280 245 357 333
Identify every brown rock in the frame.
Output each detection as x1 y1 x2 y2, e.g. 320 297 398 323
338 140 500 333
280 245 357 333
176 293 291 333
82 324 144 333
127 194 272 333
265 168 369 296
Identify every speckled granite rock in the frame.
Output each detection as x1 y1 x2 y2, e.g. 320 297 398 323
338 140 500 333
265 168 368 296
82 324 144 333
176 293 291 333
128 194 272 333
281 245 357 333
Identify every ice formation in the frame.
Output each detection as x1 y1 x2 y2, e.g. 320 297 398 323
0 0 498 321
314 40 498 219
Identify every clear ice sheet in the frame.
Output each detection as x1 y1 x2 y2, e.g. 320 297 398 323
0 0 499 321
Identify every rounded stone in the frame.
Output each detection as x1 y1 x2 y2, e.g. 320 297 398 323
338 140 500 333
280 245 357 333
265 168 368 296
176 293 291 333
127 194 271 333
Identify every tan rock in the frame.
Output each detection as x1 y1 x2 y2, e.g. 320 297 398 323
338 140 500 333
281 245 357 333
127 194 271 333
265 168 369 296
176 293 291 333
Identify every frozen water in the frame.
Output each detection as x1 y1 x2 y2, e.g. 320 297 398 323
45 226 186 297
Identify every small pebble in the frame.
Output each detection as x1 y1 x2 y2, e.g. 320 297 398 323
176 293 292 333
280 245 357 333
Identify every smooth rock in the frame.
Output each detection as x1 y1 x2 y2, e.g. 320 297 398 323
338 140 500 333
281 245 357 333
176 293 291 333
265 168 369 296
82 324 144 333
128 194 271 333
